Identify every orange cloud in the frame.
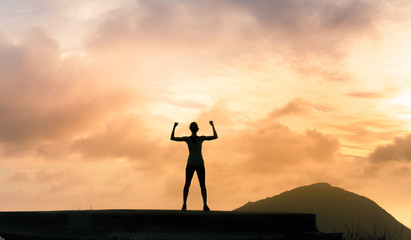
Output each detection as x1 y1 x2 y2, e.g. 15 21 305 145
71 115 160 163
269 98 333 119
7 171 31 183
0 28 138 158
369 134 411 163
237 124 339 173
348 91 390 99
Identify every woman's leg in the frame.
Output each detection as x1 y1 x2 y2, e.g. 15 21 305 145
183 165 195 210
196 166 209 211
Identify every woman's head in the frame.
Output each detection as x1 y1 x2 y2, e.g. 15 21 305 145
189 122 199 133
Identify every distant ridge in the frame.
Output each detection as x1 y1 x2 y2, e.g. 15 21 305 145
235 183 410 239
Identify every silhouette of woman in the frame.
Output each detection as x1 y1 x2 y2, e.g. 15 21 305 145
170 121 218 211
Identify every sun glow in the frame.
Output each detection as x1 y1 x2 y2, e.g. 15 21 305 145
386 91 411 126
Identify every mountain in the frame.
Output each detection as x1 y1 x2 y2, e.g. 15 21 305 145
234 183 410 239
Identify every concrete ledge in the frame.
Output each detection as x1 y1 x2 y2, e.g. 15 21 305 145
0 210 342 240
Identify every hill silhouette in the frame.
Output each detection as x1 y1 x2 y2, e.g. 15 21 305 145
235 183 411 239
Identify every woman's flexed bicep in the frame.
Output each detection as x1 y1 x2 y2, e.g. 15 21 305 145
170 122 189 141
202 121 218 141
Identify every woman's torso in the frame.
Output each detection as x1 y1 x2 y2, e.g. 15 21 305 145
186 136 204 166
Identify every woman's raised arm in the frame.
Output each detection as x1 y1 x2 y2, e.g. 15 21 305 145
203 121 218 140
170 122 187 141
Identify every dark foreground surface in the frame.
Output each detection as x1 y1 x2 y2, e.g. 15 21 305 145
0 210 342 240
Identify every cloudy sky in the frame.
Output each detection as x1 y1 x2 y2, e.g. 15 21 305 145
1 0 411 227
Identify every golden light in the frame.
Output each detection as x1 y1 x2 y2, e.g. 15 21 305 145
386 91 411 127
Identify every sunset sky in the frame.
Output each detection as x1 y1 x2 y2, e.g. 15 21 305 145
1 0 411 227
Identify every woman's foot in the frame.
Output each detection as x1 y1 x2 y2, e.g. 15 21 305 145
182 203 187 211
203 205 210 211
